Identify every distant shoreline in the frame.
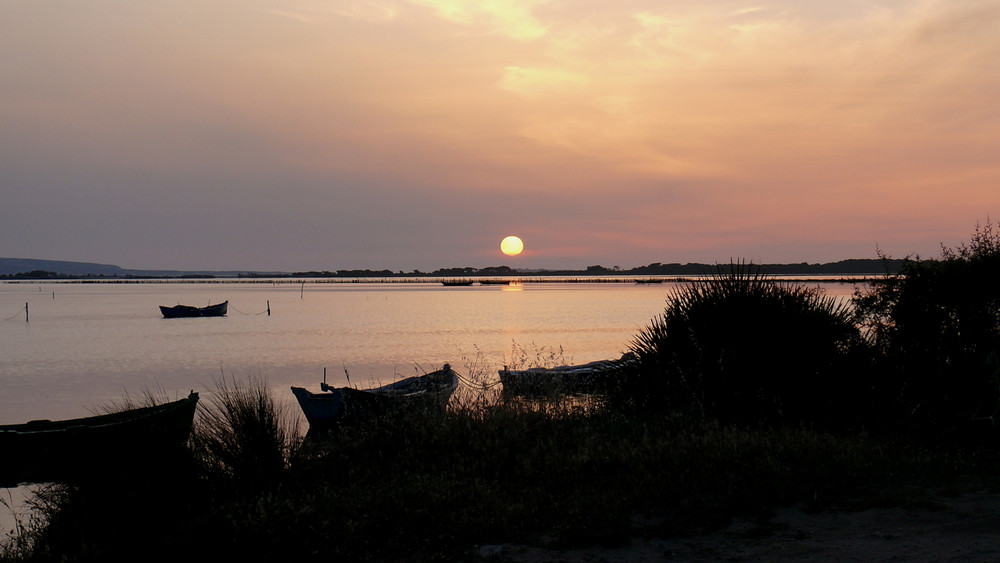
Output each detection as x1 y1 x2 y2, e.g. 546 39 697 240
1 257 905 279
0 274 877 285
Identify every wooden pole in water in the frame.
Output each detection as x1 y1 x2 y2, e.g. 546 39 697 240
300 282 304 299
267 300 270 316
25 302 28 323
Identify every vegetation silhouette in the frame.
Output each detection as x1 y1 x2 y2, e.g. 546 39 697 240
624 261 871 428
855 219 1000 437
4 221 1000 561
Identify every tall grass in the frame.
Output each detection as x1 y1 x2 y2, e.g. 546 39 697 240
191 374 299 490
3 367 995 561
279 396 976 559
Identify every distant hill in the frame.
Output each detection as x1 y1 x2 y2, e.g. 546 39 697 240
1 257 906 279
0 258 252 278
0 258 126 277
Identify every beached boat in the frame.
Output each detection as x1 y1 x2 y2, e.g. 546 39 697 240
0 392 199 486
499 354 636 396
291 364 458 430
159 300 228 318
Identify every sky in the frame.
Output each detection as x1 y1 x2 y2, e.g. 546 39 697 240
2 0 998 272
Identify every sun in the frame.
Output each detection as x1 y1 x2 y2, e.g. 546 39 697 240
500 235 524 256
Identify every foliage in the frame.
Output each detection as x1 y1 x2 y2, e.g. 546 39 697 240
854 220 1000 434
625 262 869 426
190 374 300 491
3 368 996 561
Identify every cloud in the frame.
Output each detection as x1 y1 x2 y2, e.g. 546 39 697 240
407 0 549 40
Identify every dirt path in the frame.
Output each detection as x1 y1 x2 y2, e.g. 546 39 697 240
480 491 1000 561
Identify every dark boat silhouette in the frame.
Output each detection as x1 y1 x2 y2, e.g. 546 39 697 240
159 300 228 318
499 354 636 396
291 364 458 430
0 392 199 486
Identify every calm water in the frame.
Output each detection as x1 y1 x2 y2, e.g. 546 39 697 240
0 279 860 425
0 278 861 533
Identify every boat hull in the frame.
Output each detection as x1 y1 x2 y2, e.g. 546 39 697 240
159 301 228 318
500 355 635 396
0 392 199 486
292 365 458 431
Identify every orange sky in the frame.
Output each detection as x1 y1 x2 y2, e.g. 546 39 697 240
2 0 998 270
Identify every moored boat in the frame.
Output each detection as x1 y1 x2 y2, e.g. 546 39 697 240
291 364 458 430
159 300 228 318
0 392 200 486
499 354 636 396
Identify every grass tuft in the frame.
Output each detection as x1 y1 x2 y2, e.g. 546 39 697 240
191 374 299 491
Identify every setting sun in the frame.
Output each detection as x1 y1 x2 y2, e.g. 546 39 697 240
500 235 524 256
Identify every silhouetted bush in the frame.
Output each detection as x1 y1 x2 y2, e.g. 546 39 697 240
854 220 1000 436
190 375 299 492
624 262 870 427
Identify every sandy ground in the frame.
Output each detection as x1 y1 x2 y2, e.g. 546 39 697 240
479 491 1000 562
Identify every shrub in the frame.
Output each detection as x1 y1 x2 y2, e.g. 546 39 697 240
854 220 1000 435
625 262 868 426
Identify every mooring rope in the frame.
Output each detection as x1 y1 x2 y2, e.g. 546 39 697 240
227 303 270 316
3 304 27 322
454 371 503 390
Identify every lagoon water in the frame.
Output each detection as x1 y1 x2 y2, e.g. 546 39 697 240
0 279 654 424
0 277 860 533
0 278 861 426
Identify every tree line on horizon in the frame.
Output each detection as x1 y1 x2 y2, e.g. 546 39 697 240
287 258 906 279
1 257 906 280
